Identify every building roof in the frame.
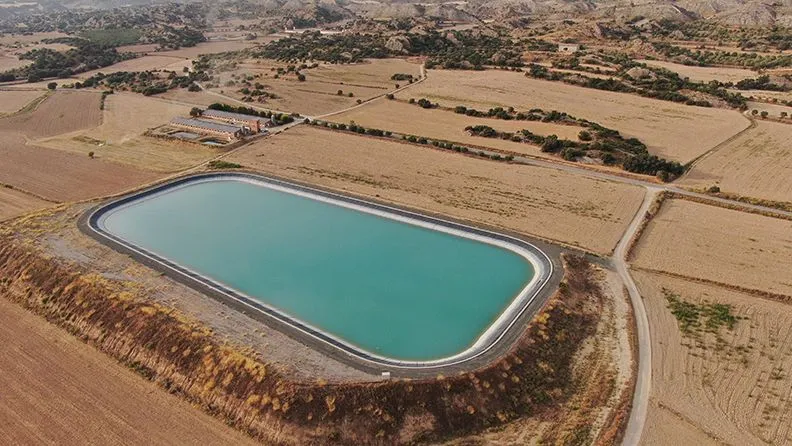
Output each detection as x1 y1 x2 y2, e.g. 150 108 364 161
202 109 264 122
171 117 241 134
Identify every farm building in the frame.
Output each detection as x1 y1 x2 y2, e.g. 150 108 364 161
170 117 244 141
558 43 580 53
201 109 265 133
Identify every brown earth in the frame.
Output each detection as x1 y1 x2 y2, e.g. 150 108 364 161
637 59 758 83
0 133 159 202
405 69 750 163
630 198 792 297
0 187 49 221
226 126 645 255
0 90 44 114
0 90 103 139
328 98 583 157
0 297 259 446
635 270 792 446
681 120 792 204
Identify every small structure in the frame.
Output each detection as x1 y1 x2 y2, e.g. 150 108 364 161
170 117 243 142
558 43 580 53
202 109 263 133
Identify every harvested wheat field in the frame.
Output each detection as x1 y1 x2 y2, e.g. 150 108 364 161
154 40 262 58
0 53 29 72
227 126 645 254
630 198 792 297
734 89 792 103
77 56 192 79
681 120 792 203
635 270 792 446
405 70 750 163
0 188 49 221
328 98 582 157
0 134 158 202
158 88 223 107
0 32 68 46
0 90 44 114
637 59 758 83
37 93 218 172
0 297 257 445
0 91 102 139
746 101 792 119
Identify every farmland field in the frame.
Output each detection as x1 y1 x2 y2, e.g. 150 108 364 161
405 69 751 163
745 101 792 120
635 271 792 446
630 198 792 296
37 93 218 172
0 297 258 445
0 91 102 138
0 133 158 202
0 90 44 114
0 187 49 221
226 126 645 255
328 98 583 157
77 56 193 79
681 120 792 203
637 59 758 83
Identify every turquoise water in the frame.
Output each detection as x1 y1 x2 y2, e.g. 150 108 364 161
102 179 534 361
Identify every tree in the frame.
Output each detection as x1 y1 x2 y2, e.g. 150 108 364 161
297 73 306 82
337 89 343 96
47 82 57 90
578 130 592 141
781 111 788 119
751 109 759 115
189 107 203 117
760 111 768 118
88 151 95 159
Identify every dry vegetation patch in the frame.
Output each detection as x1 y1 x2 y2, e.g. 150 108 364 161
227 126 645 254
76 56 192 79
0 297 258 445
631 198 792 297
37 92 218 172
637 59 759 83
405 69 750 163
681 120 792 204
635 271 792 446
0 90 44 114
328 99 582 157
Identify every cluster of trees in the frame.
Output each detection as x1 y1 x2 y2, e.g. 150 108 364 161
652 43 792 69
259 32 389 63
734 75 790 92
77 69 209 96
207 103 295 125
391 73 415 81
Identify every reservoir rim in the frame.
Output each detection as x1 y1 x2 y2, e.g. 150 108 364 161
83 171 555 370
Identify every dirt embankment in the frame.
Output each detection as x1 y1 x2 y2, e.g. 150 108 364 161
0 237 605 445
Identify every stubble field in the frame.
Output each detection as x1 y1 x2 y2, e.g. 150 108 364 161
404 69 750 163
0 90 44 114
637 59 758 83
227 126 645 254
37 93 218 172
635 271 792 446
630 198 792 296
0 187 49 221
681 120 792 204
0 297 258 445
0 90 102 138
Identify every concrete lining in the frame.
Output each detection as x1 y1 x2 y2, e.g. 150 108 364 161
82 172 559 374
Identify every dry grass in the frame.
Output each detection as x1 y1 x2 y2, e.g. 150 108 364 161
77 56 193 79
745 100 792 119
0 90 44 114
227 126 645 254
733 89 792 103
0 133 159 202
0 53 29 72
328 98 582 157
0 187 49 221
681 120 792 203
631 198 792 297
209 58 422 116
0 32 68 46
635 270 792 446
154 40 263 59
0 297 258 445
405 69 750 163
0 91 102 138
37 92 218 172
637 59 758 83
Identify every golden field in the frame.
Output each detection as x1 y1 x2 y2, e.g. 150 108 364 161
630 198 792 296
635 271 792 446
0 91 102 138
404 69 751 163
637 59 758 83
227 126 645 254
681 120 792 203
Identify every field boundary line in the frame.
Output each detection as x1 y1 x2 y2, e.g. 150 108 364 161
680 112 755 177
631 267 792 305
668 192 792 221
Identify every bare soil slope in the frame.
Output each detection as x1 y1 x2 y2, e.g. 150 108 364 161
0 297 258 446
227 126 645 255
406 70 750 163
631 198 792 297
0 91 102 139
681 120 792 204
635 271 792 446
0 90 43 114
